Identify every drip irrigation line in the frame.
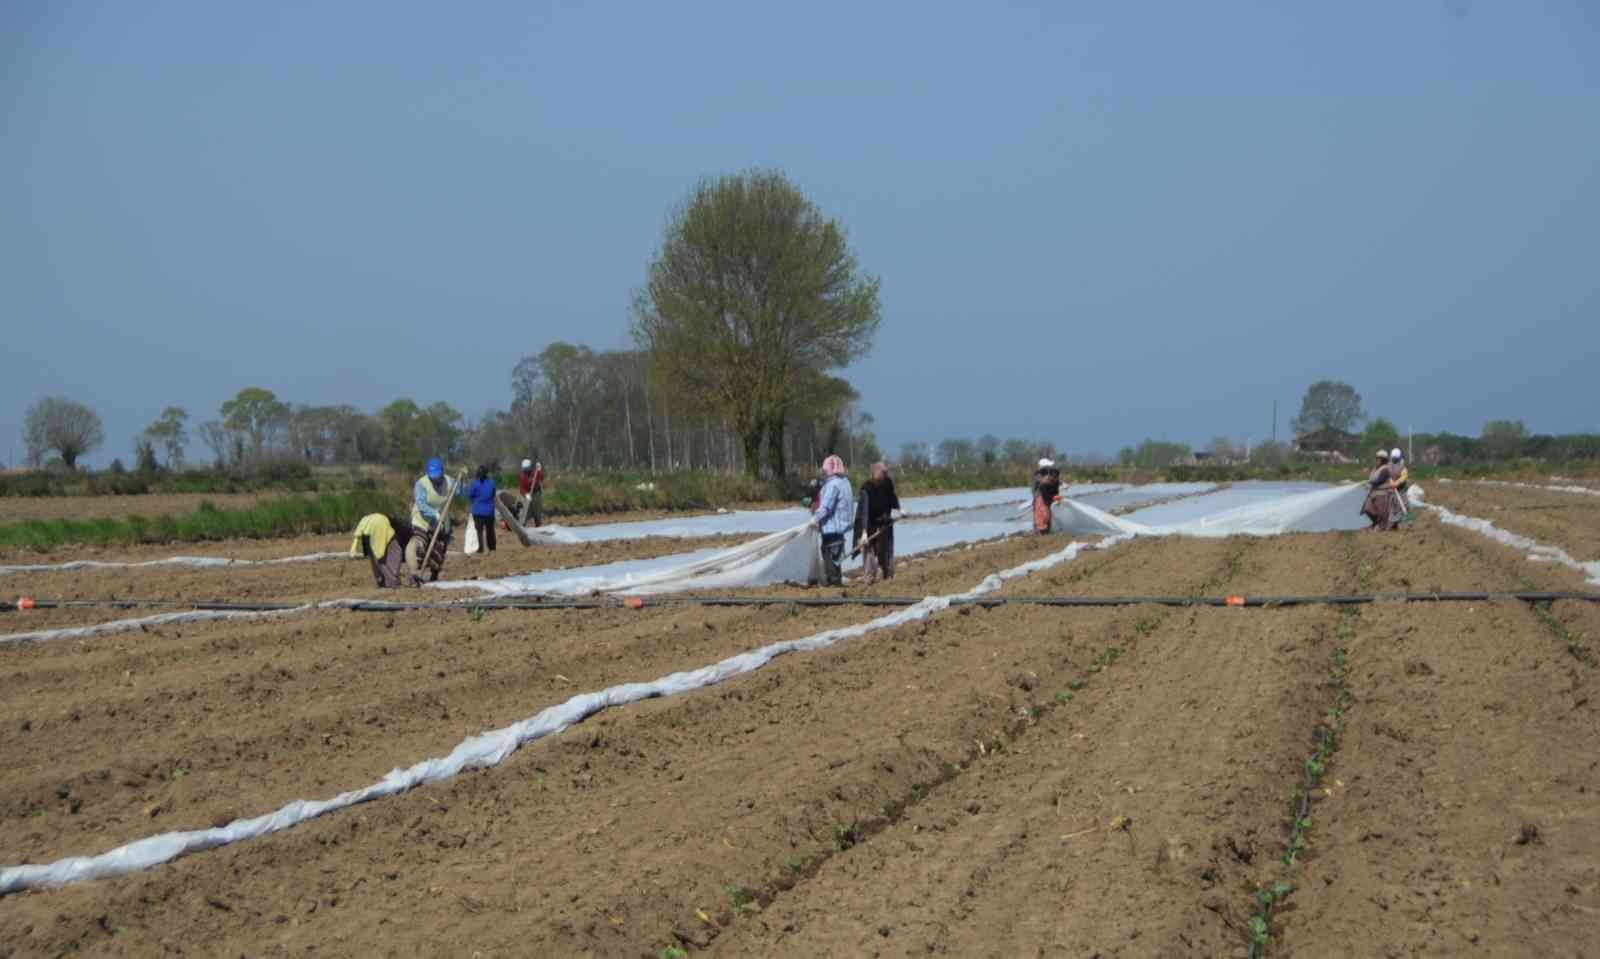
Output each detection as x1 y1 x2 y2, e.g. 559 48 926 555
5 591 1599 616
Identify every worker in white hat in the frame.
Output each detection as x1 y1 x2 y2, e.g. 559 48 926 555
1032 458 1063 534
1388 448 1411 516
517 458 546 526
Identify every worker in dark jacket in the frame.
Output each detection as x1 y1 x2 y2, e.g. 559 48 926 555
852 462 902 585
466 464 497 553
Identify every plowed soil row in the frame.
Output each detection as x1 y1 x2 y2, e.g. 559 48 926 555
2 512 1598 957
1279 597 1600 956
1429 481 1600 562
0 526 1262 957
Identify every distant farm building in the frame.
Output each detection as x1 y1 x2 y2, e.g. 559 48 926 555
1291 428 1358 464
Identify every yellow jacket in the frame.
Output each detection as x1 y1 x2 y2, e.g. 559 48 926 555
350 513 395 558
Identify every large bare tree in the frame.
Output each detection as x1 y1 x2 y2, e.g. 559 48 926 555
1291 380 1365 436
633 169 881 477
23 396 104 469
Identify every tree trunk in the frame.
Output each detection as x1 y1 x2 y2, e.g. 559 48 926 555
663 401 673 471
765 411 786 478
741 427 763 479
623 385 635 469
646 389 657 474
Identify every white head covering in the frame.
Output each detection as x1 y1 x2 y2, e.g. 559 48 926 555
1038 458 1056 469
521 459 532 470
1390 448 1403 463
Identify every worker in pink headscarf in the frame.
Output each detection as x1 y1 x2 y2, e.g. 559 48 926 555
812 454 855 587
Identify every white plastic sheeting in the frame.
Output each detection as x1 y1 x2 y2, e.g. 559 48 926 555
0 532 1131 895
0 603 344 648
1052 482 1372 539
1422 498 1600 586
1456 479 1600 499
438 484 1227 599
518 484 1121 546
0 552 346 577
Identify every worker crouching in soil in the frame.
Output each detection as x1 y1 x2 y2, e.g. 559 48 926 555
351 514 414 587
812 455 854 587
1032 458 1063 534
409 457 454 582
853 462 902 586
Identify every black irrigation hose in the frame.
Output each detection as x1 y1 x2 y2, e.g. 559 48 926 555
4 591 1599 615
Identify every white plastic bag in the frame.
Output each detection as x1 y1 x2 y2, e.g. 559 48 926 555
464 519 480 555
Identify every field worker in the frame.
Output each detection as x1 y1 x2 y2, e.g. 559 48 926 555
1361 449 1401 531
466 464 498 554
1389 448 1412 516
408 457 454 582
852 462 902 585
812 454 854 587
1032 459 1063 535
519 458 546 527
350 513 413 588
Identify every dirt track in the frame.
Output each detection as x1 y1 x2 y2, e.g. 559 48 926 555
2 508 1598 957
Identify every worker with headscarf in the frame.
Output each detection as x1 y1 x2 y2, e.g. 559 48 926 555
852 462 902 585
518 458 545 527
1032 458 1063 535
408 457 454 581
1361 449 1402 530
812 454 854 587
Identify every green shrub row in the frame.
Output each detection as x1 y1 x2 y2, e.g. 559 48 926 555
0 490 401 552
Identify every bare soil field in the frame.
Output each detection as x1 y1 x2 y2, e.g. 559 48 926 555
1 507 1598 957
1428 481 1600 562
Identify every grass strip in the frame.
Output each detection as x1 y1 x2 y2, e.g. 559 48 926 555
0 490 401 551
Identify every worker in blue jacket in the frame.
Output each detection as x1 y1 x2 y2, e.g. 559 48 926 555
466 464 498 553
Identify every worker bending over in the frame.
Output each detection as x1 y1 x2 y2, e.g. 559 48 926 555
853 462 902 585
409 457 454 581
351 514 414 587
812 455 854 587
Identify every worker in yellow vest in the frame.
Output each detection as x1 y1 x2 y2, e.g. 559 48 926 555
407 458 454 583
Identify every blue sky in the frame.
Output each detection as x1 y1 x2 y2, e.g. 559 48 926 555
3 0 1596 467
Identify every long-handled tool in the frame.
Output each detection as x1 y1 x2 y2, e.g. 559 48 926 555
850 518 894 559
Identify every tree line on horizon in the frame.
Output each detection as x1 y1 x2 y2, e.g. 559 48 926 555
16 170 895 480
